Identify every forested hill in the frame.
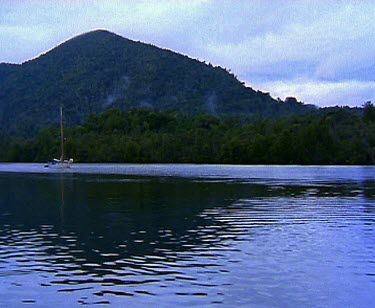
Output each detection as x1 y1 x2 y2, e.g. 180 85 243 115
0 30 314 136
1 106 374 164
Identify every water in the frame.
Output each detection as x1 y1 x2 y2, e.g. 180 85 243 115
0 164 374 307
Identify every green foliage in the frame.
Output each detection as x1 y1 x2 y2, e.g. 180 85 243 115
1 107 374 165
363 101 375 123
0 30 313 137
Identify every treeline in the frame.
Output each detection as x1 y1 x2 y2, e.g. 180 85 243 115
1 104 374 164
1 30 309 137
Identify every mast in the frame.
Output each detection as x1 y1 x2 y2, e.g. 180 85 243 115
60 106 64 162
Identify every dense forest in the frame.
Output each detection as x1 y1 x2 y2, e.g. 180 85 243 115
0 30 313 137
3 30 372 166
1 103 374 165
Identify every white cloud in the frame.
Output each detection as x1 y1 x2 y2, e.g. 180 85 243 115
255 79 375 107
1 0 375 107
203 2 375 79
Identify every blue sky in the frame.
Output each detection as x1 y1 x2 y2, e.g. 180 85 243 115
1 0 374 107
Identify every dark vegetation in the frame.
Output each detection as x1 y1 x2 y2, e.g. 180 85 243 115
0 30 313 137
1 103 374 165
1 30 373 165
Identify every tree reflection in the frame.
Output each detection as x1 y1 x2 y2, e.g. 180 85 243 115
0 172 373 276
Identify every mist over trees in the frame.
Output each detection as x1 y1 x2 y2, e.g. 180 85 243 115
0 32 373 165
0 30 313 137
1 105 374 165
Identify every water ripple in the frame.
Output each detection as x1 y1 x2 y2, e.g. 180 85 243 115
1 168 374 307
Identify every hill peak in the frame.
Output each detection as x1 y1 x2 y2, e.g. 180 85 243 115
70 29 123 41
0 30 312 136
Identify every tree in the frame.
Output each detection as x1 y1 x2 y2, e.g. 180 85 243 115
363 101 375 123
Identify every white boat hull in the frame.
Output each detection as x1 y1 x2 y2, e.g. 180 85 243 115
45 107 74 169
45 158 73 168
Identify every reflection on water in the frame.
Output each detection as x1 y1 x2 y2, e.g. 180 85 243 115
0 165 374 307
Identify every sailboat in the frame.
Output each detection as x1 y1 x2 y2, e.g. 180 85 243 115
45 106 73 168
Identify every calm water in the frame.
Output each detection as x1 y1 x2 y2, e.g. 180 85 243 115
0 164 374 307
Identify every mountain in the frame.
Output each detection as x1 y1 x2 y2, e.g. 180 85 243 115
0 30 314 136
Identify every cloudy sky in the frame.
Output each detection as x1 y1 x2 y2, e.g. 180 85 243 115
1 0 374 107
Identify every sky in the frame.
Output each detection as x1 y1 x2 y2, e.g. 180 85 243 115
1 0 374 107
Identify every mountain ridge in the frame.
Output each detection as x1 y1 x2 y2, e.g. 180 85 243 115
0 29 313 136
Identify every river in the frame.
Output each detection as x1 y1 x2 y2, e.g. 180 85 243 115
0 164 374 307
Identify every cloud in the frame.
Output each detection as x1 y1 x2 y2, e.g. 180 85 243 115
203 3 375 78
1 0 374 107
0 0 210 62
255 79 375 107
